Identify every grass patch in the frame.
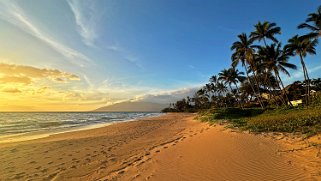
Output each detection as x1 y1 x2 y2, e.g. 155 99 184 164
246 107 321 134
212 108 265 119
198 106 321 136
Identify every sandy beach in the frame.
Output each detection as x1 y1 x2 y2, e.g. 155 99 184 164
1 113 320 181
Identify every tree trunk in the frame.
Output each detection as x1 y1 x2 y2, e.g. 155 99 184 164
263 38 267 47
228 84 236 107
300 52 309 106
264 73 280 107
252 68 265 108
235 83 244 109
243 62 264 108
300 53 311 105
276 71 293 107
299 53 310 105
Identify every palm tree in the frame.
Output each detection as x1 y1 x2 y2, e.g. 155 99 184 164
204 83 213 96
218 68 245 108
285 35 318 105
216 81 228 107
209 75 218 84
196 88 208 98
231 33 264 108
208 75 219 99
298 5 321 40
230 68 246 95
259 43 297 106
250 21 281 104
250 21 281 46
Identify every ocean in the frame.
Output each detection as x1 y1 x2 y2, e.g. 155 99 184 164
0 112 163 143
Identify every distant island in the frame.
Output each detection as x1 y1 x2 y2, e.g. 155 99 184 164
93 102 168 112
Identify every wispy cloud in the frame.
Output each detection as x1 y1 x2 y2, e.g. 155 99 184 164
291 65 321 79
309 65 321 74
67 0 99 47
0 1 92 67
283 65 321 85
106 43 144 69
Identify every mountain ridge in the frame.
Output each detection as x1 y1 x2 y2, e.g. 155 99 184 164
92 101 167 112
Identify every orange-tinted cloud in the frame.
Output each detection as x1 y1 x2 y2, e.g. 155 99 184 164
1 88 22 93
0 63 80 84
0 76 32 84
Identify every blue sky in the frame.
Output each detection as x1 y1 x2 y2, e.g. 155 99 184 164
0 0 320 111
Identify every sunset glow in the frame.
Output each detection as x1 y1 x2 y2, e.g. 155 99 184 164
0 0 319 111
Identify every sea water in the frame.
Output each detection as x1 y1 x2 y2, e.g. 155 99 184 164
0 112 162 143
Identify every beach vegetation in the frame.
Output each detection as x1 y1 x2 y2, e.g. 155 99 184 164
163 5 321 135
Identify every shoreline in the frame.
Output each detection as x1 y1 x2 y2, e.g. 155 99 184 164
0 113 319 180
0 113 164 144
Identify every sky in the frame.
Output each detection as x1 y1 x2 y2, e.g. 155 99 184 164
0 0 320 111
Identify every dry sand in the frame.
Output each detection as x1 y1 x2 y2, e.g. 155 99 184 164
0 113 320 181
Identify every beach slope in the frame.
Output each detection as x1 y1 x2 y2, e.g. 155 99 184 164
0 113 318 180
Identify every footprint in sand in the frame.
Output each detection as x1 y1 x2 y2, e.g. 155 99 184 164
10 148 18 153
47 173 58 180
118 170 125 175
41 168 48 173
101 160 108 165
12 175 24 180
133 174 141 179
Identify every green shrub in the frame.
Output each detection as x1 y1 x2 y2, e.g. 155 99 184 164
211 108 265 119
246 107 321 134
198 106 321 136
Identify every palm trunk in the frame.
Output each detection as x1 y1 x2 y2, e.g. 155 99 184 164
274 71 288 106
243 62 264 108
228 84 236 107
299 53 310 105
264 72 280 107
275 71 293 107
252 70 265 107
300 52 309 106
263 38 267 47
235 83 244 109
249 53 265 108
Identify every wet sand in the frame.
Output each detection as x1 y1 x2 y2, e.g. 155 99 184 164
0 113 320 180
